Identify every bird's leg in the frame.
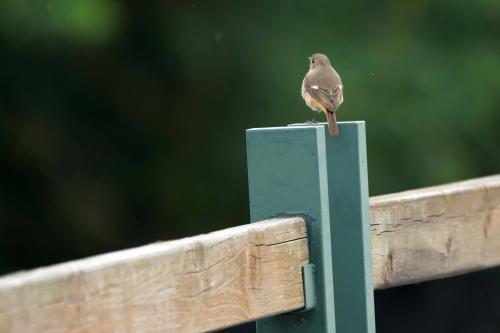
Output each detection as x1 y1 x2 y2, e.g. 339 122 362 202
309 112 318 123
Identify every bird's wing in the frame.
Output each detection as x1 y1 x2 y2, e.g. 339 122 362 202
304 77 343 112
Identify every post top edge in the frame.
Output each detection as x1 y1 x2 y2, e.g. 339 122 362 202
247 121 365 133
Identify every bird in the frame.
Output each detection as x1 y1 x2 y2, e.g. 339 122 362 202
301 53 344 136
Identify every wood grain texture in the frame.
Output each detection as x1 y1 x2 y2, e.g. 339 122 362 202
371 175 500 289
2 175 500 331
0 217 309 333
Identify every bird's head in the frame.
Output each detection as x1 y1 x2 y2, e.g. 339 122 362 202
308 53 331 69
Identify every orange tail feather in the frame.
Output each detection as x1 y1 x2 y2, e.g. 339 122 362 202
326 111 339 136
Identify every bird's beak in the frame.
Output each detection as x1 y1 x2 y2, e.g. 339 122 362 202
308 57 311 62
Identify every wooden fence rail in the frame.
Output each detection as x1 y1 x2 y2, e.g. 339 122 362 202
0 218 309 333
371 174 500 289
1 175 500 332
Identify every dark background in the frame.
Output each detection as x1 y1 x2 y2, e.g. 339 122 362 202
1 1 499 332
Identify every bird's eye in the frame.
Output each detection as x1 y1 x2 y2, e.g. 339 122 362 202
311 59 315 64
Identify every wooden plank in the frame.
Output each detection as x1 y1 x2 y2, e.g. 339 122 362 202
0 217 309 333
2 174 500 332
370 174 500 289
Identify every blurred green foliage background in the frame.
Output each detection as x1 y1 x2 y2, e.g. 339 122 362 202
0 1 499 331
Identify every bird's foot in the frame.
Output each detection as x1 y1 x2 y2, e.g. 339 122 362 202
307 113 319 124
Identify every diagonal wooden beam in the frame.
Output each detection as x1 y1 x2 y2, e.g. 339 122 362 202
0 217 308 333
370 174 500 289
1 175 500 332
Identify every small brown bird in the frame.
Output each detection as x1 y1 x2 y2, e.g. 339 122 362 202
301 53 344 136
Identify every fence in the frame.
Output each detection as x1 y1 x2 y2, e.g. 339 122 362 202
1 122 499 333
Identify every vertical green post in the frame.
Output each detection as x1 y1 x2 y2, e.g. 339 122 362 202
246 122 375 333
325 122 375 333
247 124 336 333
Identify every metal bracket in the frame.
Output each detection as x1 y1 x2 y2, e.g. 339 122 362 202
298 263 316 313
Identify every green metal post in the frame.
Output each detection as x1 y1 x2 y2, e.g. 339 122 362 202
247 124 336 333
246 122 375 333
325 122 375 333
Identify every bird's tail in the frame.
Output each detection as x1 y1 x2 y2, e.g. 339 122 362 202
326 111 339 136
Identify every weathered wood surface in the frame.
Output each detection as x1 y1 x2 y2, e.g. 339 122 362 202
0 217 309 333
371 175 500 289
2 175 500 332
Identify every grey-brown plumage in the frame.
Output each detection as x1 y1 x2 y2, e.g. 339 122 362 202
301 53 344 136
